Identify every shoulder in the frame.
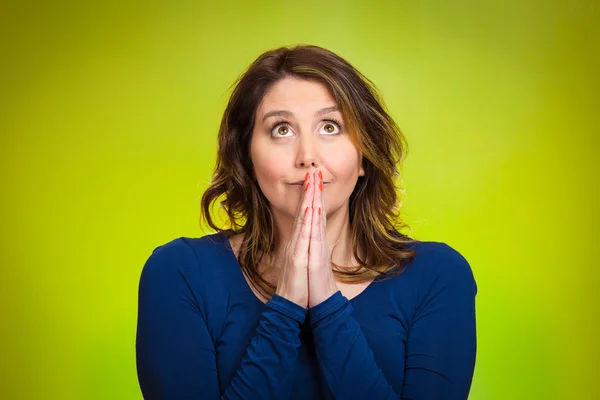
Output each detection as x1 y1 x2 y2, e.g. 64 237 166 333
140 232 228 282
406 240 477 296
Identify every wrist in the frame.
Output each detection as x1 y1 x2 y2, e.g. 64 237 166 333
268 294 308 323
308 284 339 308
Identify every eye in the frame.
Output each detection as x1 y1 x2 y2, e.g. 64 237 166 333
319 119 342 135
270 122 293 137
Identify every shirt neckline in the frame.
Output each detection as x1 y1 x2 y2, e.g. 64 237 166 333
217 231 377 306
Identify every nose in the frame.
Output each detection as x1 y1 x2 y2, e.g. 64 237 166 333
295 132 320 168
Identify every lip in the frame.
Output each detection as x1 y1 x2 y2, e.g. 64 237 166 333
288 182 330 186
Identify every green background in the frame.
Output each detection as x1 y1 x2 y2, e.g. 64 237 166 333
1 1 598 399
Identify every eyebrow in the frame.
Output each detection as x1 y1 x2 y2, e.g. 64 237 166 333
261 106 340 123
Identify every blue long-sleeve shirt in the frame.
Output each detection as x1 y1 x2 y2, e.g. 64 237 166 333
136 232 477 399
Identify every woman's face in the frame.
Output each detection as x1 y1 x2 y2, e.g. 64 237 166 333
250 77 365 220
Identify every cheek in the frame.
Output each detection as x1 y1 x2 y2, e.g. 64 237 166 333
325 144 362 179
252 149 285 181
251 136 283 180
250 143 290 205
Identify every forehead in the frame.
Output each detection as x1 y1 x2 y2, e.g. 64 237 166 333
256 77 337 117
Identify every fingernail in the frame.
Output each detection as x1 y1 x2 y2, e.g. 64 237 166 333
305 172 310 181
318 207 321 215
319 181 323 191
318 170 323 180
305 182 310 192
305 207 309 215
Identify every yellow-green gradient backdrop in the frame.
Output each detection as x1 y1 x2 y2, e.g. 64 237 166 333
1 1 598 399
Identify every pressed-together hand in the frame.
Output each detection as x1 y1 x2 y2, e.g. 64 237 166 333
274 170 338 309
308 170 339 308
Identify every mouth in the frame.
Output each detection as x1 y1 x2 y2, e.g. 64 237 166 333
288 182 330 186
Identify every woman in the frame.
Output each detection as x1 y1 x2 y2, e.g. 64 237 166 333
136 45 477 400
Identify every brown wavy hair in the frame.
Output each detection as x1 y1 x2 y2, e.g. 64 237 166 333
200 44 417 300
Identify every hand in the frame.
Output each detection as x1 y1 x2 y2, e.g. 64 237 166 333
274 171 314 308
307 170 339 308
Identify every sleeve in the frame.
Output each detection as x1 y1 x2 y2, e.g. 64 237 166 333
307 243 477 400
401 244 477 400
135 238 307 400
308 291 397 399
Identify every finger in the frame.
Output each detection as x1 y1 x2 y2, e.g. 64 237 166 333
317 170 326 223
293 203 313 262
309 171 323 267
308 202 322 268
291 172 315 244
311 170 326 238
319 172 327 254
312 170 322 211
292 172 310 215
313 170 328 254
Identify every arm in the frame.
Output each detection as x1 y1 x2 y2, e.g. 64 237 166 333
308 244 477 400
135 238 306 400
401 244 477 399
